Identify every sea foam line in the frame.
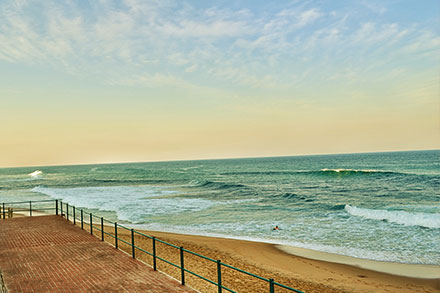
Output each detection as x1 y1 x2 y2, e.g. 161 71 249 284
345 204 440 229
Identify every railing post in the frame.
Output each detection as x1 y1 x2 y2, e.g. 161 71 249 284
55 200 58 215
29 201 32 217
66 203 69 221
90 213 93 235
180 246 185 285
60 201 63 216
152 237 157 270
114 222 118 249
217 260 222 293
2 203 5 219
131 229 135 258
73 206 76 225
269 278 274 293
81 210 83 229
101 217 104 241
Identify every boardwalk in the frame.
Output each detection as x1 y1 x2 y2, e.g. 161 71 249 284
0 216 195 292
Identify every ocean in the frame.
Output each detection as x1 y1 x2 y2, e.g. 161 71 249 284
1 150 439 265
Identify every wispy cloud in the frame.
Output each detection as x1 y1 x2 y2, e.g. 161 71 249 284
157 19 252 37
0 0 438 92
107 73 192 88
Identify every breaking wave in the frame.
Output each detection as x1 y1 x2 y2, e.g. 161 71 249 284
31 186 256 223
345 204 440 229
319 168 396 174
28 170 43 178
191 180 249 191
221 169 407 177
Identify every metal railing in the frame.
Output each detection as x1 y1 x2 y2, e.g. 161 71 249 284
1 199 304 293
0 199 57 218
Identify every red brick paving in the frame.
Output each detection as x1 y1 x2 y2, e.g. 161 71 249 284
0 216 196 292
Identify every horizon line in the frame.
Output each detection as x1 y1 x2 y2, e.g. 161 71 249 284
1 148 438 169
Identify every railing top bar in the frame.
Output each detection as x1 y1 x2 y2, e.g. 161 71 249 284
183 248 216 262
221 262 270 282
155 238 180 249
133 230 153 239
274 281 305 293
102 218 114 224
29 207 56 210
1 199 56 205
30 199 57 203
92 214 101 219
6 207 55 211
116 223 131 231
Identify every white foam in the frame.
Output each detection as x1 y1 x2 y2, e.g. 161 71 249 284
320 168 388 173
28 170 43 178
181 165 203 171
345 204 440 229
31 186 256 224
321 168 349 173
129 221 437 264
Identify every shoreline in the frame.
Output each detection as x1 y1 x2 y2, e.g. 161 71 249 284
277 245 440 279
131 225 440 279
133 228 439 293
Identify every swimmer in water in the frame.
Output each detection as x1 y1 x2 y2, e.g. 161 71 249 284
273 225 280 231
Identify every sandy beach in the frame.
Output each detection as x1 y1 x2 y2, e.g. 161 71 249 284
93 222 439 293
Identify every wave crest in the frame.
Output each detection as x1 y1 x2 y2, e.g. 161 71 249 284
345 205 440 229
28 170 43 178
192 180 248 191
31 186 256 223
319 169 397 175
221 169 404 177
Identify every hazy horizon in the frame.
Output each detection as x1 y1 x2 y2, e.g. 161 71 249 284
1 0 439 167
1 148 438 169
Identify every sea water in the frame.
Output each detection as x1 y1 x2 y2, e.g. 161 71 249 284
1 150 439 265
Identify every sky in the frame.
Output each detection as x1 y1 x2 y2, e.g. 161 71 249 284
0 0 439 167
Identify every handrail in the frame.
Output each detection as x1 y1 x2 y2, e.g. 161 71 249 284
0 199 304 293
133 229 153 239
221 262 270 282
183 248 217 262
0 199 55 205
155 237 180 249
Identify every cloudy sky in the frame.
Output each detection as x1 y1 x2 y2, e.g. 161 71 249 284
0 0 439 167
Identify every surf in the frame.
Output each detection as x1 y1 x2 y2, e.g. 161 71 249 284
344 204 440 229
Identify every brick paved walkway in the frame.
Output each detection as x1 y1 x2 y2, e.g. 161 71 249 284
0 216 196 292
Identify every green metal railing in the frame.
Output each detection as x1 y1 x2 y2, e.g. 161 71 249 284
1 199 304 293
0 199 57 219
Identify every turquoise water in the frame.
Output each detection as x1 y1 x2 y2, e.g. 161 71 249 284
1 150 439 265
